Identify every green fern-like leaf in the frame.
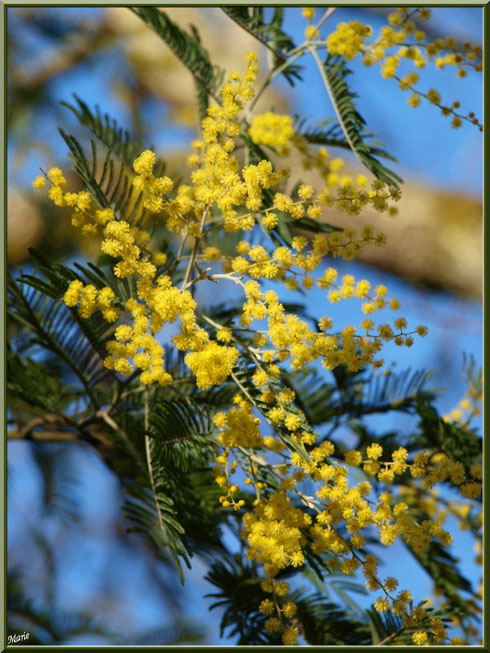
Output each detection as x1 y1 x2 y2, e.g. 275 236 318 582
367 602 469 645
131 8 224 120
321 54 402 187
60 95 146 165
295 590 371 645
294 114 399 163
358 367 435 415
414 398 482 469
7 351 72 414
8 274 113 405
205 555 283 644
58 129 151 224
205 555 372 645
17 250 123 358
283 369 337 426
123 476 191 580
366 606 405 645
115 397 222 579
283 366 434 432
221 7 302 85
148 399 217 473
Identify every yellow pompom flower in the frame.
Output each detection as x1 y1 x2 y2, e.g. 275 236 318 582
374 597 390 612
345 450 362 467
282 625 299 645
327 21 372 60
133 149 156 175
249 112 295 155
32 175 46 189
185 342 239 389
366 444 383 460
412 631 429 646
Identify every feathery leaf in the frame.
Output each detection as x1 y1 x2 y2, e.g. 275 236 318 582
321 54 402 187
61 95 146 165
131 8 224 120
221 7 302 85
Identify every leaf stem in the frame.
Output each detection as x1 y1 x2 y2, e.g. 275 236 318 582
181 207 209 289
143 389 167 537
250 46 306 112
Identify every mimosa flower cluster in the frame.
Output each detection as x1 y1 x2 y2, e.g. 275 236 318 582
34 51 419 389
32 44 481 646
212 398 481 644
319 7 483 130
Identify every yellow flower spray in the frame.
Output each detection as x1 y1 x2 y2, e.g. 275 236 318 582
32 34 481 644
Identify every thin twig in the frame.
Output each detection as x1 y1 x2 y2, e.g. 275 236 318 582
250 46 307 112
315 7 337 31
100 410 147 475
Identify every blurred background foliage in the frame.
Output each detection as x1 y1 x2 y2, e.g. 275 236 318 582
7 6 482 645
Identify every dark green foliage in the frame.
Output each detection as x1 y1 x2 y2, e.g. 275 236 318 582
367 602 469 645
21 247 125 310
322 54 402 187
18 245 166 345
295 590 371 645
414 398 482 469
205 555 372 645
92 400 194 578
131 7 224 120
148 399 217 472
59 129 150 224
283 365 435 430
123 476 191 579
8 274 112 402
112 395 226 580
283 369 337 427
146 398 228 557
7 351 72 414
366 606 404 644
334 365 435 419
295 113 399 162
205 556 283 644
360 367 435 414
61 95 146 166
